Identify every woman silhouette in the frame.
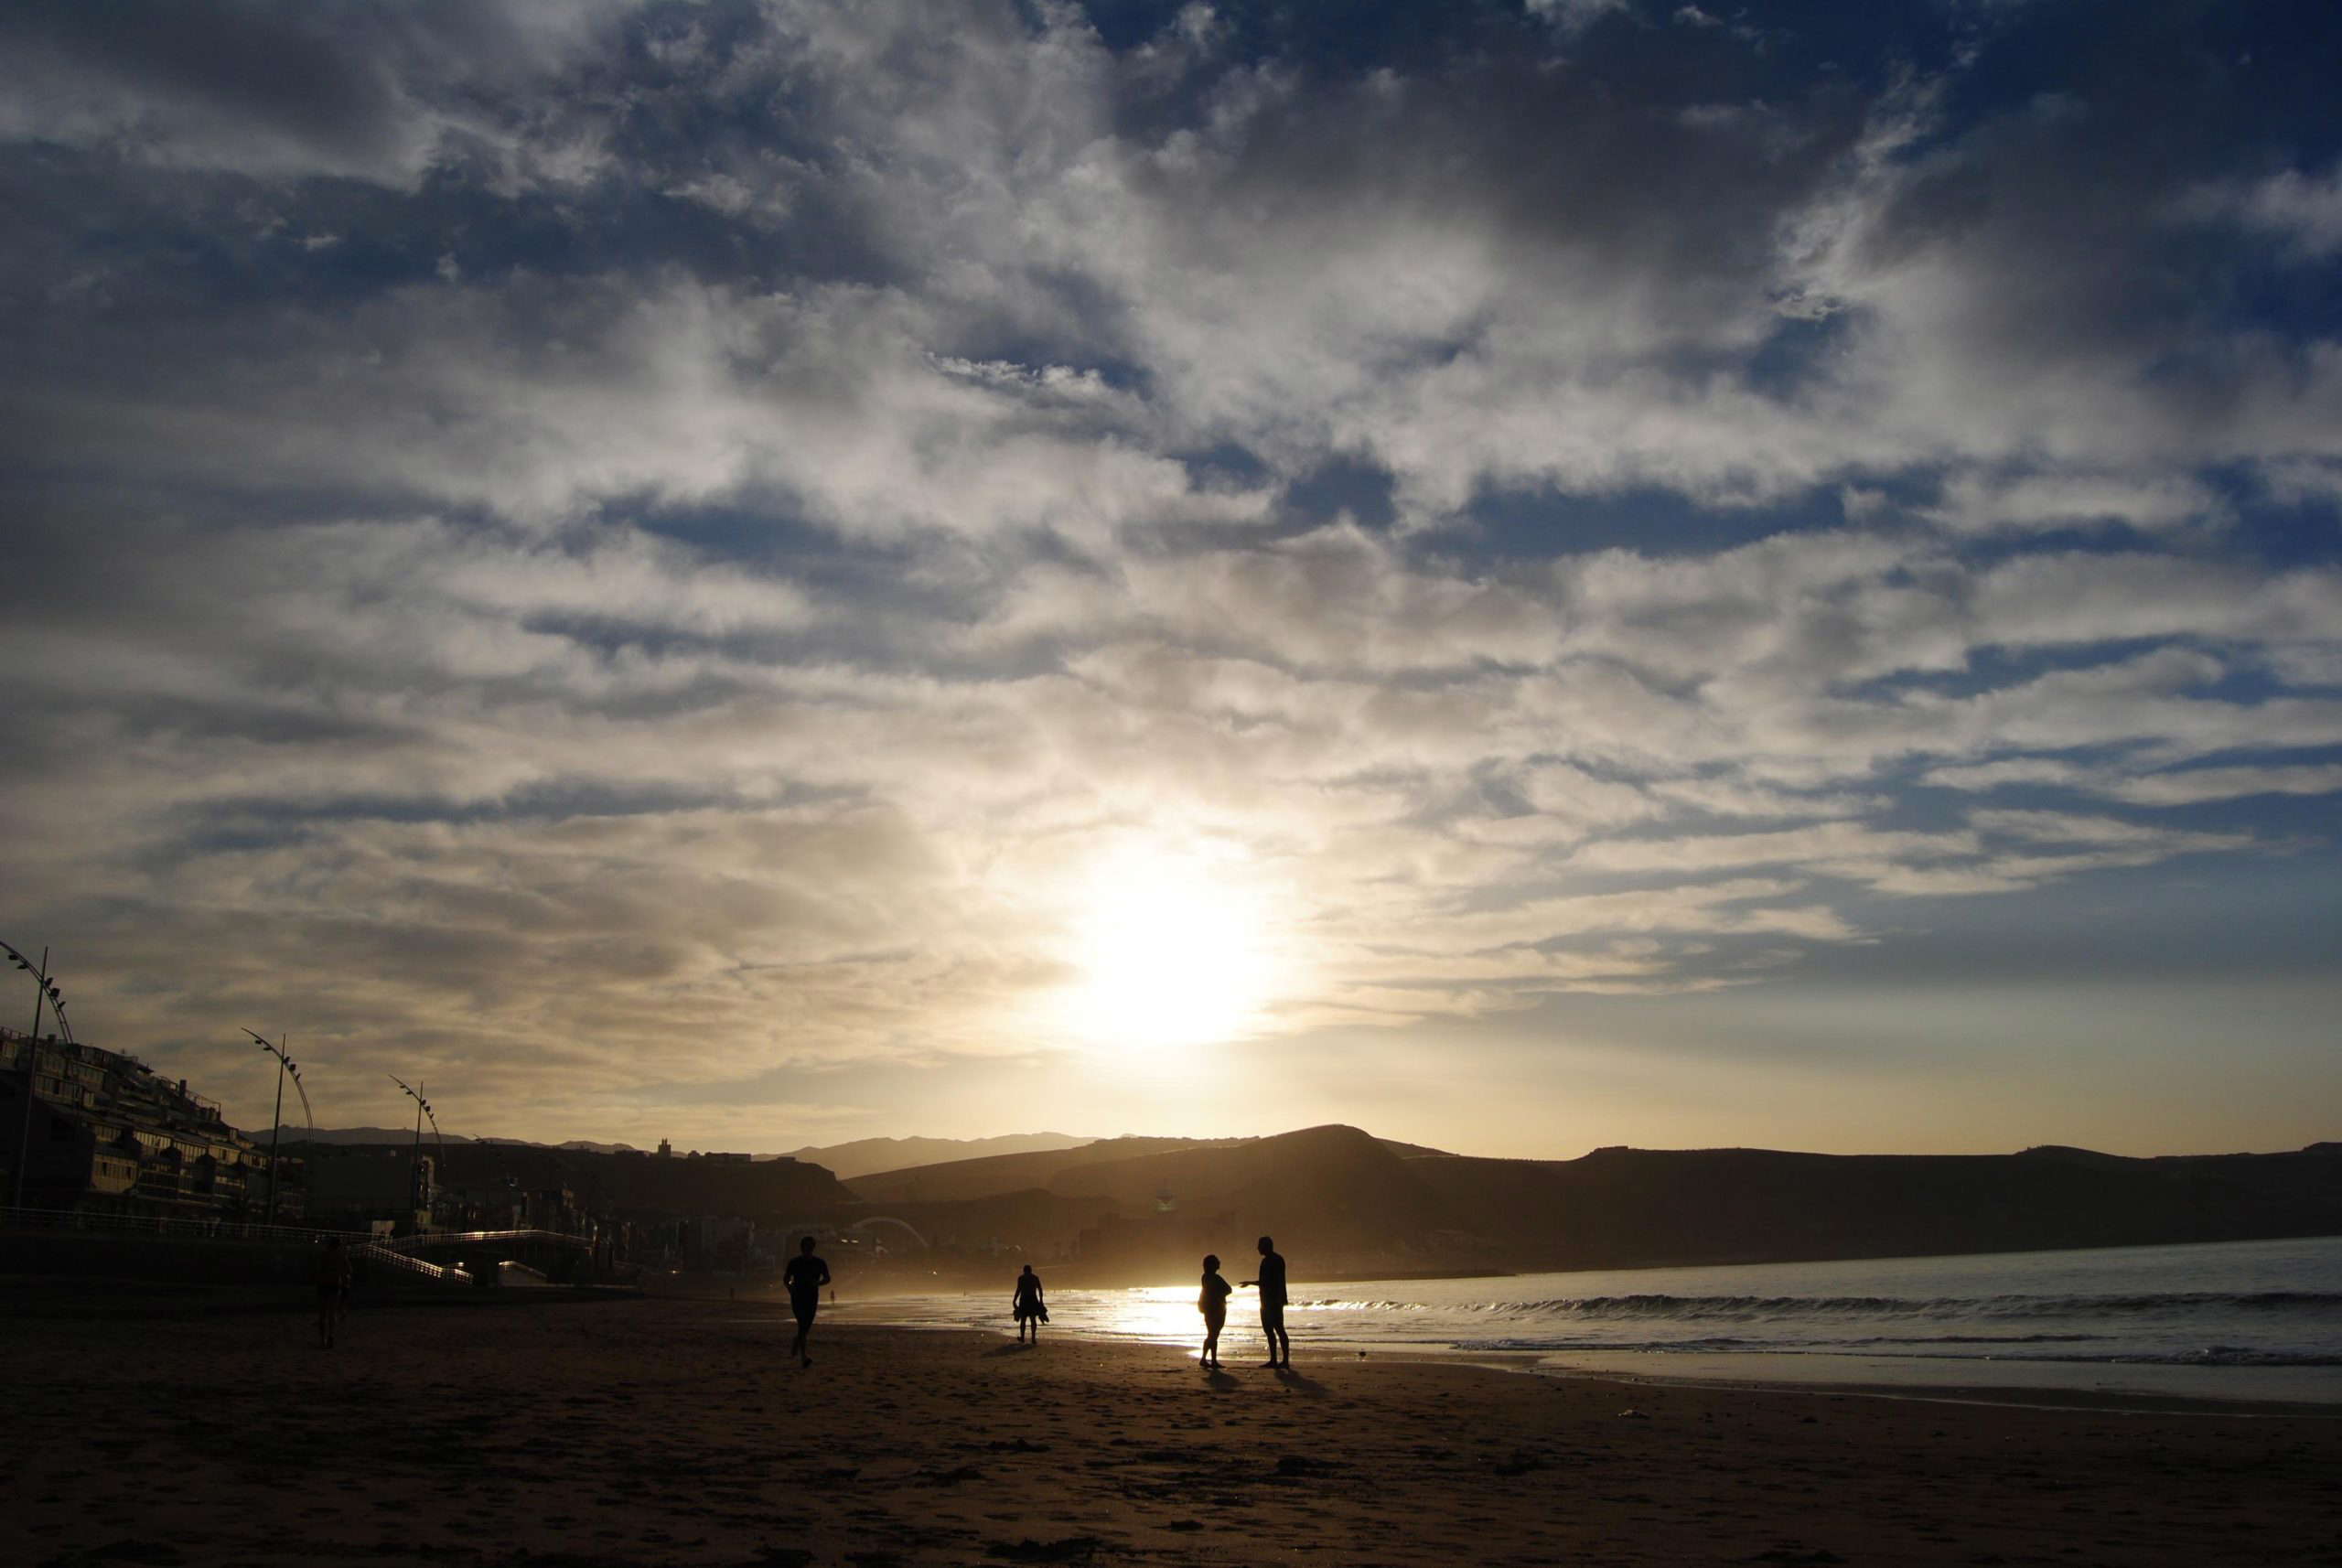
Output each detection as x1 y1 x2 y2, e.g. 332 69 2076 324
1198 1254 1232 1368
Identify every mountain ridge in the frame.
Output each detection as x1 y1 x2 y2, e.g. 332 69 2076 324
848 1126 2342 1281
238 1126 1097 1175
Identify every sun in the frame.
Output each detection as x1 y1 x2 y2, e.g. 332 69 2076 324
1055 837 1285 1053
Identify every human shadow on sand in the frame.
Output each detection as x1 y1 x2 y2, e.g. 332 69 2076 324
983 1342 1037 1359
1271 1368 1327 1396
1200 1366 1238 1391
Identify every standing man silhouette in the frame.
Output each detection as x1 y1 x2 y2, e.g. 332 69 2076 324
1012 1262 1047 1344
783 1235 831 1369
1241 1234 1290 1369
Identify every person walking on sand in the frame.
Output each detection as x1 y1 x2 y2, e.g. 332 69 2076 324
1198 1253 1233 1369
314 1235 351 1349
783 1235 831 1369
1012 1263 1047 1344
1241 1234 1291 1368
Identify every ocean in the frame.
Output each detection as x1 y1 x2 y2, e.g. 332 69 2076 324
849 1234 2342 1407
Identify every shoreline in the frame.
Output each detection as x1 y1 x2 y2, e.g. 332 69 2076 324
1526 1359 2342 1420
65 1269 2320 1423
826 1306 2342 1419
822 1275 2342 1417
11 1290 2337 1566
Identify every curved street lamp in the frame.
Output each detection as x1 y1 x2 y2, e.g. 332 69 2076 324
244 1030 309 1220
4 940 73 1208
389 1074 445 1225
2 940 72 1046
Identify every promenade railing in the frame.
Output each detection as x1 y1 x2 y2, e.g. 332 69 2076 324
373 1227 593 1253
353 1242 461 1283
1 1207 608 1285
0 1205 372 1246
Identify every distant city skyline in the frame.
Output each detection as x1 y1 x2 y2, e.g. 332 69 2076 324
2 2 2337 1160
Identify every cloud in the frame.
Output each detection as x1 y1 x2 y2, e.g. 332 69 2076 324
0 0 629 188
1927 759 2342 807
2185 164 2342 260
2097 764 2342 807
1 0 2337 1142
1924 471 2231 536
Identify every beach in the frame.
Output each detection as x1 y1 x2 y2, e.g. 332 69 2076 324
4 1285 2337 1567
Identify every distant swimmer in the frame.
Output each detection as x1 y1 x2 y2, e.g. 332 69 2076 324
1012 1263 1047 1344
1198 1253 1232 1369
1241 1235 1290 1368
783 1236 832 1369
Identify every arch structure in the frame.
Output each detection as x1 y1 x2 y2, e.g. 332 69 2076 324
844 1215 929 1251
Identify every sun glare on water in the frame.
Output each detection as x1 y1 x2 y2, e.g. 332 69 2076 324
1057 838 1286 1053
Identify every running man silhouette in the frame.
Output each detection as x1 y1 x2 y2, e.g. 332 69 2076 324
1241 1234 1290 1368
1012 1262 1047 1343
783 1235 832 1368
1198 1253 1232 1368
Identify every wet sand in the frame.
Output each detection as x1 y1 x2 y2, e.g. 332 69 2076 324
5 1287 2337 1567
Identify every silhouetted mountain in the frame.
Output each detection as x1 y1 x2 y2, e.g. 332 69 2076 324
847 1130 1452 1205
290 1139 853 1229
862 1128 2342 1281
242 1124 476 1145
1053 1124 1459 1273
787 1132 1092 1180
1400 1142 2342 1273
845 1128 1486 1267
274 1121 2342 1281
848 1135 1245 1202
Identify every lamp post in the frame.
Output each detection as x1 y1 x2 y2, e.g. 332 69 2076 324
389 1075 442 1227
4 940 73 1209
243 1030 303 1222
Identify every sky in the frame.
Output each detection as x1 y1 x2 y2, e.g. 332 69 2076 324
2 0 2337 1161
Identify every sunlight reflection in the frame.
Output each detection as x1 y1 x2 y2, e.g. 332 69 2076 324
1089 1284 1211 1345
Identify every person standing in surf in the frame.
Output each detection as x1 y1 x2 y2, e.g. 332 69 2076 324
1012 1262 1047 1343
1198 1253 1232 1369
1241 1235 1291 1368
783 1235 832 1369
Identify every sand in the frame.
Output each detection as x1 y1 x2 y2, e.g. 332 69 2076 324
4 1284 2337 1567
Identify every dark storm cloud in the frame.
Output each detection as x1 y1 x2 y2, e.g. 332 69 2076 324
3 0 415 162
0 0 635 176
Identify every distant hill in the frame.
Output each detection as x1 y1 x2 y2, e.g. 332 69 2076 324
1391 1137 2342 1275
869 1127 2342 1282
241 1124 478 1145
258 1121 2341 1282
1400 1141 2342 1273
847 1135 1243 1202
847 1133 1450 1203
242 1128 1087 1171
291 1139 853 1225
786 1133 1093 1181
245 1126 660 1155
847 1127 1477 1271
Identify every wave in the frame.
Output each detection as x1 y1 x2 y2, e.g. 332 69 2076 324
1466 1336 2342 1368
1301 1291 2342 1322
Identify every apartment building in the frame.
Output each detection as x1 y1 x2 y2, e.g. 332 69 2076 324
0 1027 270 1218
